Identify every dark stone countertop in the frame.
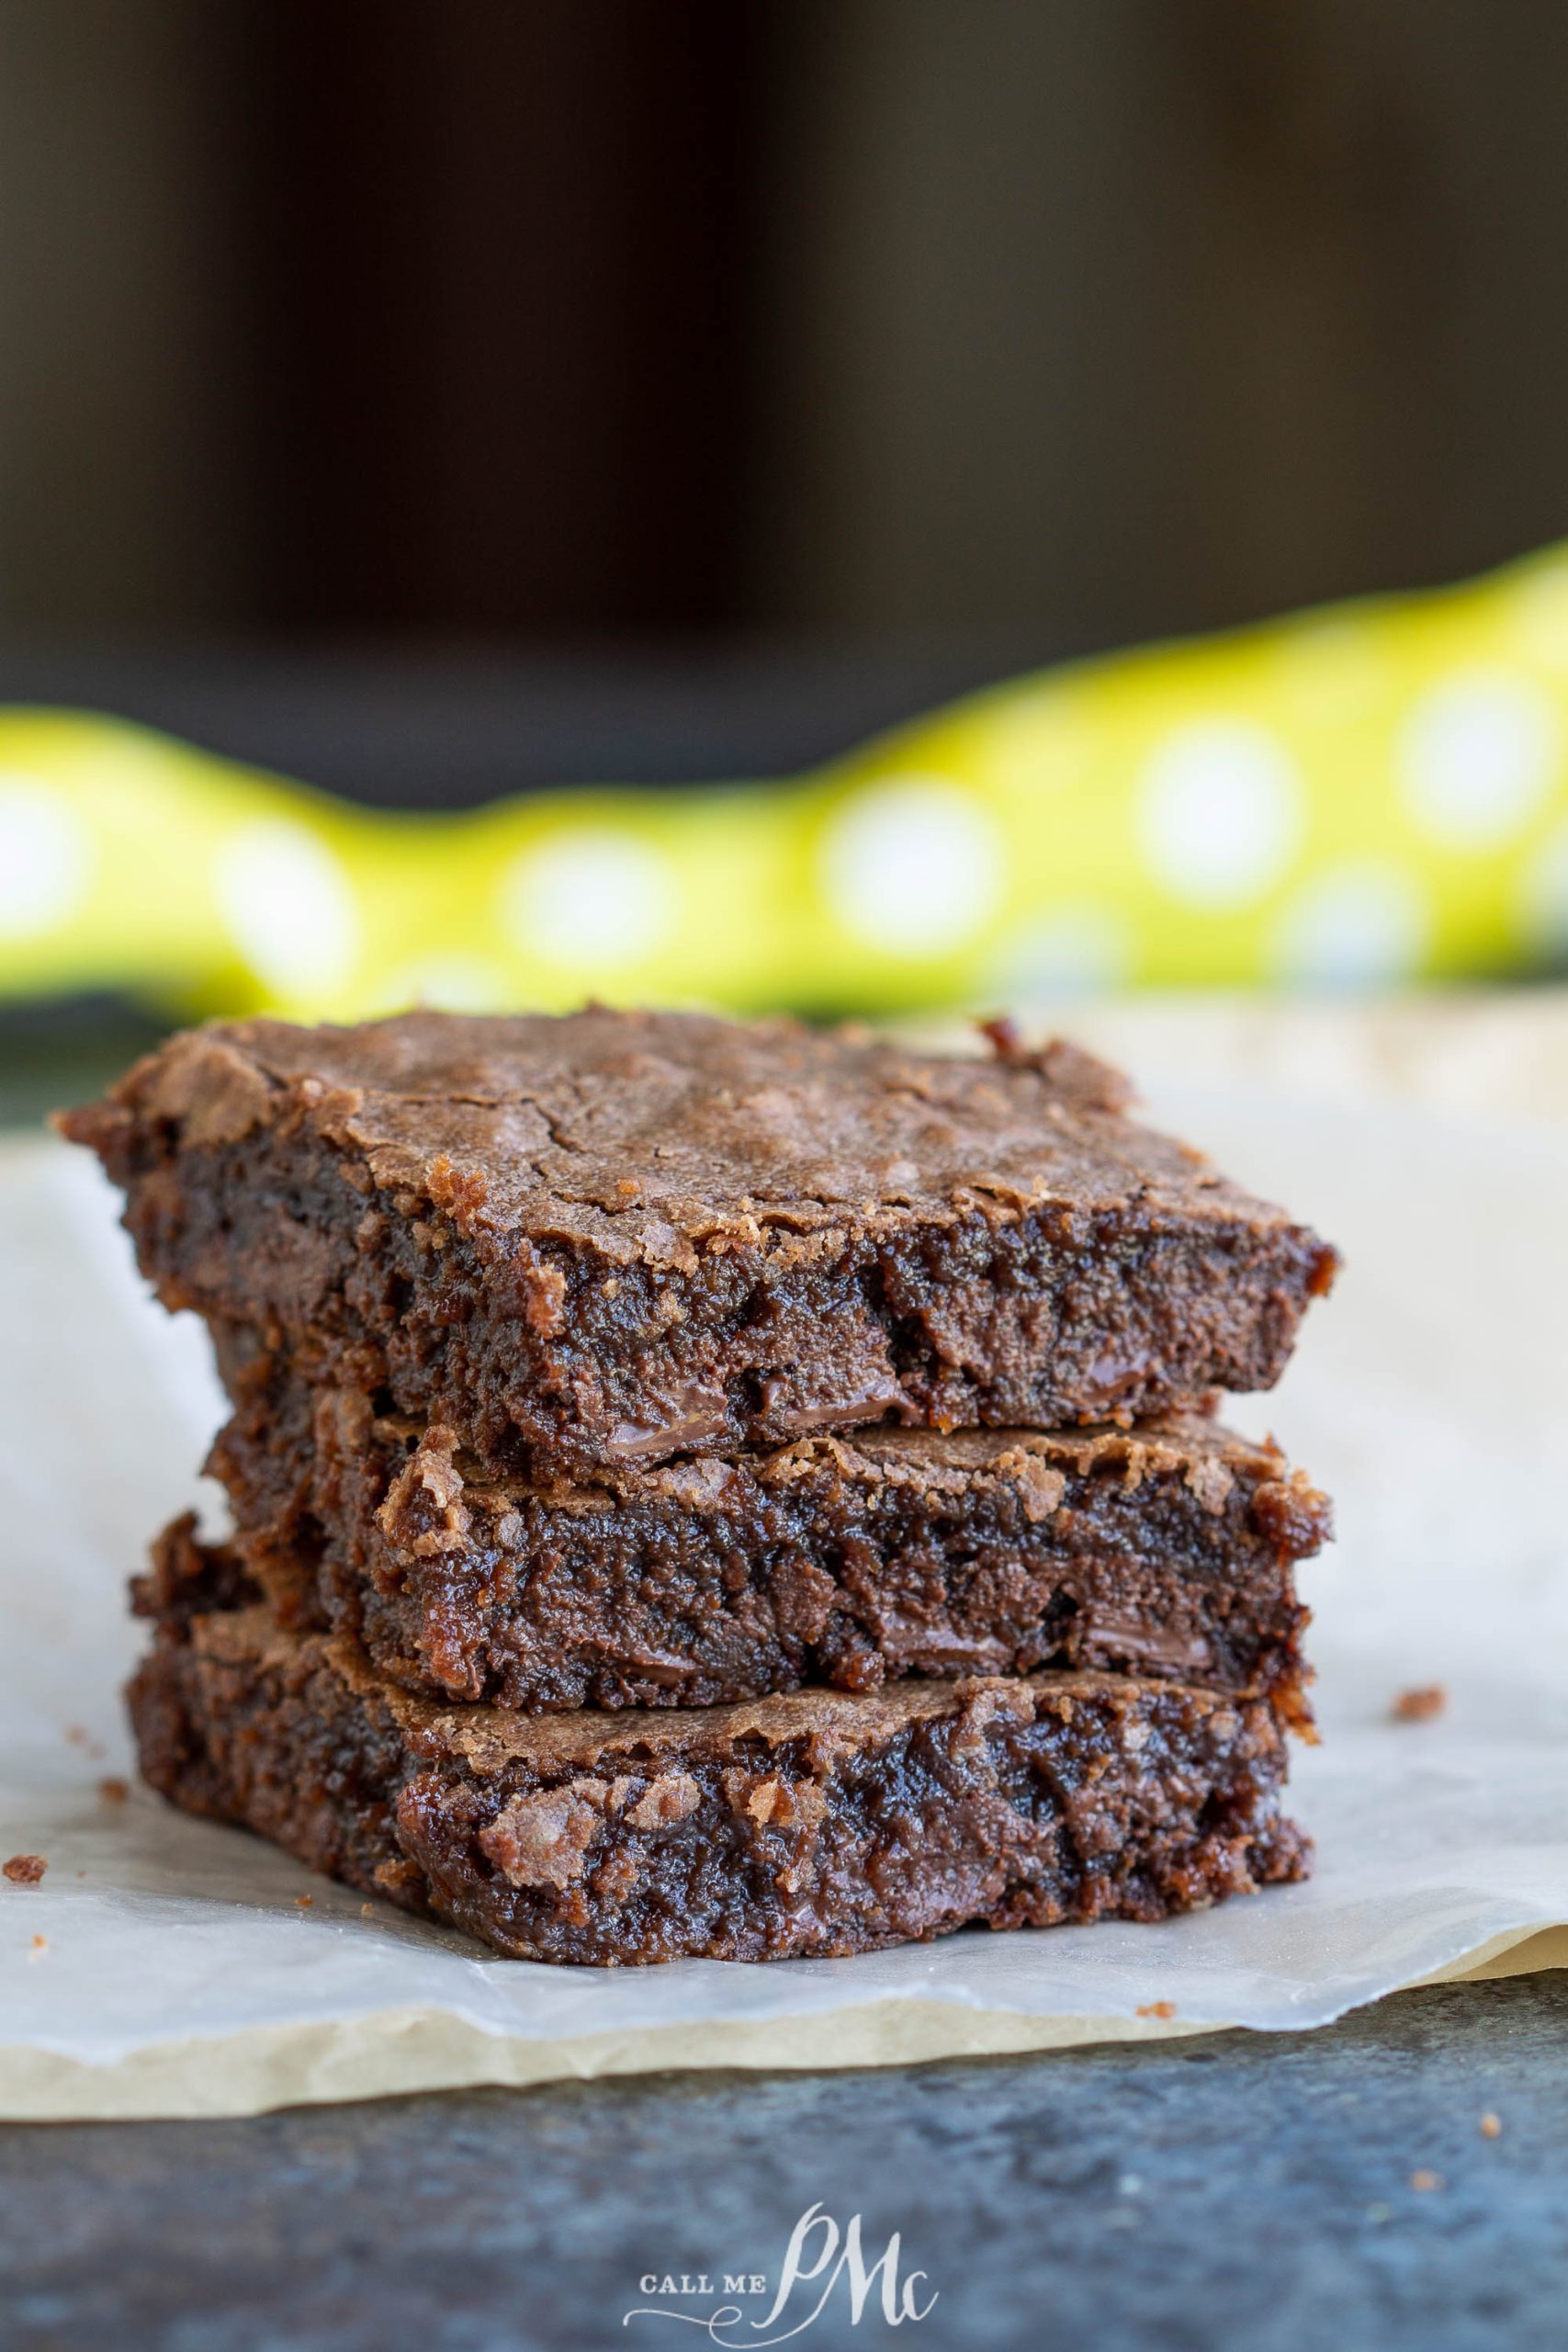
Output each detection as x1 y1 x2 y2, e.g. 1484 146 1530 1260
2 1973 1563 2352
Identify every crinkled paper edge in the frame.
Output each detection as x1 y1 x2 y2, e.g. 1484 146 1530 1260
5 1927 1565 2122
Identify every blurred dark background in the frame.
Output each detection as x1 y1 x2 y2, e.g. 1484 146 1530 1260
2 0 1567 799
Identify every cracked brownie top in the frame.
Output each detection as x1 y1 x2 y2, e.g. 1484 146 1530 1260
71 1005 1309 1250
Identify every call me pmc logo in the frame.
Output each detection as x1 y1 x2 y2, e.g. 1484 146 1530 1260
625 2201 937 2345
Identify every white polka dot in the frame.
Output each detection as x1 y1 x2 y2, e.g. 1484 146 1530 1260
820 776 1003 956
1272 861 1430 989
1398 669 1560 848
502 830 673 970
1518 820 1568 957
987 907 1133 1000
216 820 359 998
0 776 90 937
1136 722 1304 910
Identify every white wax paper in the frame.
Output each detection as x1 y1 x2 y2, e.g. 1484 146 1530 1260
4 1011 1567 2117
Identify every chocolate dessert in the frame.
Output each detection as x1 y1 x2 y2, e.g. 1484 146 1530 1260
209 1381 1325 1715
131 1533 1308 1967
62 1007 1336 1478
64 1009 1335 1966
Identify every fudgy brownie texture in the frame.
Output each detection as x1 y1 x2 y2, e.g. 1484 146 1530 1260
130 1538 1309 1966
207 1373 1325 1718
62 1008 1337 1480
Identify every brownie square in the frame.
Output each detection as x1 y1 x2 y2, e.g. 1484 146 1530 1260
63 1008 1337 1479
130 1563 1309 1966
204 1375 1325 1717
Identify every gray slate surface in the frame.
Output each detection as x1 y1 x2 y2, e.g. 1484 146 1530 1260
2 1973 1563 2352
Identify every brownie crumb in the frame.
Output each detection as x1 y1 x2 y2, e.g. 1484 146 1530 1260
1480 2111 1503 2140
1393 1685 1447 1723
978 1013 1024 1060
98 1777 130 1805
1136 2001 1179 2019
3 1855 46 1884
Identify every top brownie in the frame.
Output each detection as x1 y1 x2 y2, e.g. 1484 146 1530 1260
62 1007 1337 1478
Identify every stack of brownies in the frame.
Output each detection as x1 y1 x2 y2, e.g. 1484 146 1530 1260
62 1007 1337 1965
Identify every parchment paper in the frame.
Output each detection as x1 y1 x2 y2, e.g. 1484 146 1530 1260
5 999 1567 2118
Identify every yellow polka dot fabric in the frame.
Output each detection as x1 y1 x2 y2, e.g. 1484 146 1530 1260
4 537 1568 1021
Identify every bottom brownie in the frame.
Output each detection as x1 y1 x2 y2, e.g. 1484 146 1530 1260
129 1539 1309 1966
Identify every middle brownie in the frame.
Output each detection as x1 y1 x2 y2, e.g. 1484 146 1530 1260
209 1380 1326 1719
